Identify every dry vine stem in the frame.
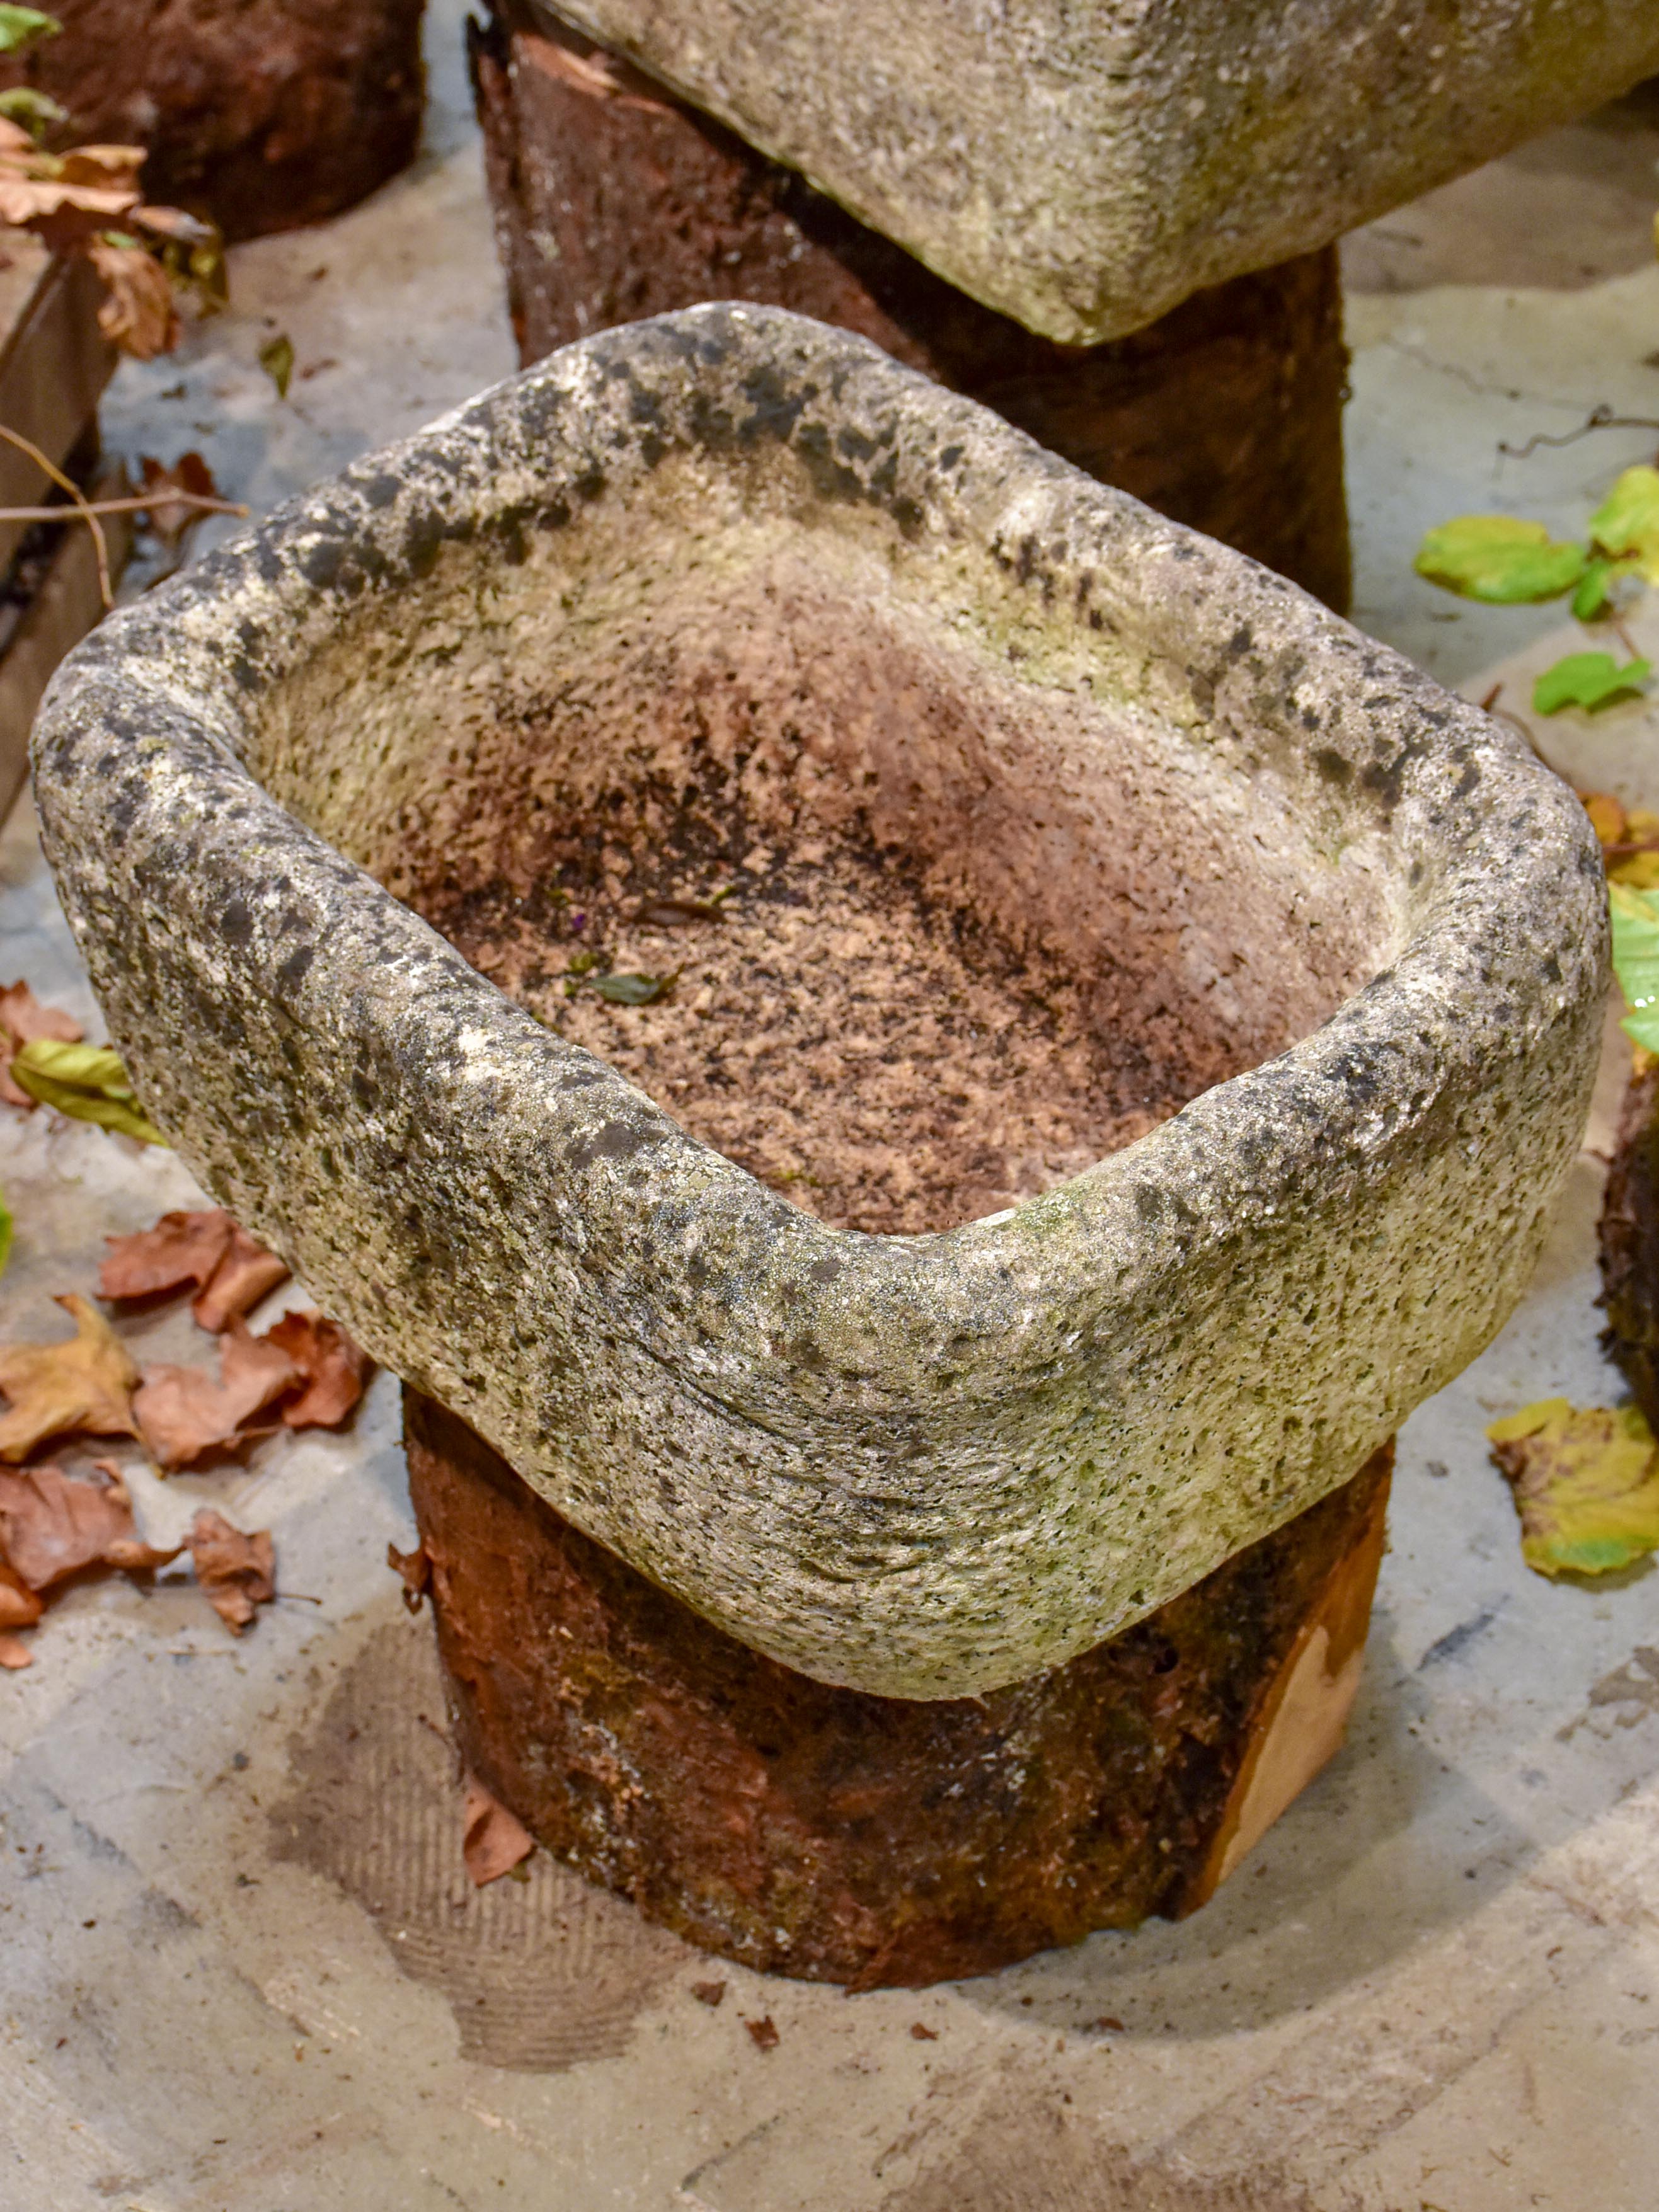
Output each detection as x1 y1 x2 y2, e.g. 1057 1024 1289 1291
0 425 247 608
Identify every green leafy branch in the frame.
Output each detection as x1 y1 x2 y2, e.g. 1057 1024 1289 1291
1415 464 1659 715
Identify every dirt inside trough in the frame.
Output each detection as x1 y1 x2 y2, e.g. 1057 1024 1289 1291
422 828 1208 1238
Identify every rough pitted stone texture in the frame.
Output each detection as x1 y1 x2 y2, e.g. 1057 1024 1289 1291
522 0 1659 343
0 0 425 243
33 306 1605 1699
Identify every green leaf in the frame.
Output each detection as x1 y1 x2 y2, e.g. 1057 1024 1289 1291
1609 883 1659 1054
1486 1397 1659 1577
1571 558 1616 622
1413 515 1587 603
591 970 674 1006
0 1186 12 1278
0 6 60 54
0 84 64 139
1532 650 1652 715
258 333 295 399
1590 464 1659 582
8 1041 168 1146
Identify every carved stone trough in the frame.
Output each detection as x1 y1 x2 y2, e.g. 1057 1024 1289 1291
34 307 1605 1980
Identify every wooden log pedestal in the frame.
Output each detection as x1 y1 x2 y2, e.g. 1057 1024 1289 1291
0 0 427 243
406 1389 1391 1988
469 4 1353 612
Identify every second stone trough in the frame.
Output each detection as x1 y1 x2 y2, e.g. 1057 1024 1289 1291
34 308 1604 1981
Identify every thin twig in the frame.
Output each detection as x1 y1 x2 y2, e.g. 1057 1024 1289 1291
1498 403 1659 462
1479 681 1553 767
0 421 110 607
0 491 247 525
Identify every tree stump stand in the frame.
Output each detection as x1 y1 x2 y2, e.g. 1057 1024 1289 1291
469 4 1352 612
407 1390 1391 1986
0 0 427 243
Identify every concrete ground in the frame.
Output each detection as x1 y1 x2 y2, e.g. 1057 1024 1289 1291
2 11 1658 2207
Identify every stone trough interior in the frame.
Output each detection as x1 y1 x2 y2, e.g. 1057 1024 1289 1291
248 447 1404 1234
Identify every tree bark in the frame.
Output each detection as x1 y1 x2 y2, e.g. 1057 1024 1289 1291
0 0 426 243
405 1388 1391 1987
469 3 1352 612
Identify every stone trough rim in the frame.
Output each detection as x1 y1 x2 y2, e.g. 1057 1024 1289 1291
32 304 1606 1698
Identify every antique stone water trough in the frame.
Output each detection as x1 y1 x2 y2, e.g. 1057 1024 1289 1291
35 307 1605 1982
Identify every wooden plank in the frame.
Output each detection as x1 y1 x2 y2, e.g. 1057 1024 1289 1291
0 471 132 823
0 247 116 575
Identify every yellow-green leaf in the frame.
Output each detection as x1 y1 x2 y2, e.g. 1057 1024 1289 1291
258 332 294 399
0 1187 11 1277
1413 515 1587 603
8 1041 168 1146
1486 1397 1659 1577
1610 883 1659 1053
1532 650 1652 715
1589 464 1659 583
0 6 60 55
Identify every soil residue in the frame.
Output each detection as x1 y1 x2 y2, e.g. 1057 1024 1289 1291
423 832 1197 1237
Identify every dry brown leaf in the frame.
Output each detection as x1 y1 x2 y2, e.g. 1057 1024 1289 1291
100 1206 234 1302
87 236 179 358
133 1320 298 1471
0 980 81 1109
0 1294 139 1461
139 449 219 549
55 145 147 193
187 1507 275 1633
192 1225 289 1332
263 1310 371 1428
0 1462 176 1590
0 1558 41 1627
745 2015 781 2051
0 1632 31 1669
462 1770 534 1886
100 1207 288 1331
386 1540 430 1614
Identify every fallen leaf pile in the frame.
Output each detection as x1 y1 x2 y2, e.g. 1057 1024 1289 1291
98 1209 372 1468
0 112 224 358
1486 1398 1659 1578
0 1208 372 1665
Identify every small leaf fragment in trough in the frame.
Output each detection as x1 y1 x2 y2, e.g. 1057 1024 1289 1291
0 980 82 1109
1609 884 1659 1056
1486 1398 1659 1577
0 1294 139 1460
462 1771 534 1886
132 1320 299 1471
1413 515 1587 603
0 1462 176 1589
186 1508 275 1633
8 1040 166 1145
1532 650 1652 716
592 970 676 1005
258 331 295 398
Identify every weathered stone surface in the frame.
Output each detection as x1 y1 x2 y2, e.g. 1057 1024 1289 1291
0 0 425 243
520 0 1659 342
473 13 1351 610
409 1389 1393 1984
33 306 1605 1699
